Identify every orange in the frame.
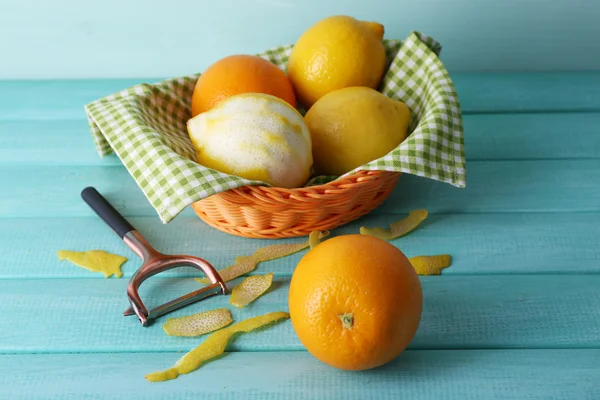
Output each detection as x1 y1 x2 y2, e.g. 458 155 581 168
288 234 423 371
191 55 296 117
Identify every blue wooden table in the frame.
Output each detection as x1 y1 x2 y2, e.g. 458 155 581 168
1 72 599 399
2 1 600 398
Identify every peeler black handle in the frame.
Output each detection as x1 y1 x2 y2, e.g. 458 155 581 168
81 187 135 239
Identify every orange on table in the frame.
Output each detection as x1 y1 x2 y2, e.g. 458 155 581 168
191 54 296 117
288 234 423 371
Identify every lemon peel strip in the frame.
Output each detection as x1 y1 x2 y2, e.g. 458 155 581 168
162 308 233 337
409 254 452 275
56 250 127 278
230 273 274 308
360 210 428 241
145 311 290 382
308 230 324 249
196 231 329 284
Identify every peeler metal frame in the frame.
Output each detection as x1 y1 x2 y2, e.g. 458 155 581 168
81 186 228 327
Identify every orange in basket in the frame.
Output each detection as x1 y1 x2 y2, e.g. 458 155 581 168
191 170 400 239
190 55 296 116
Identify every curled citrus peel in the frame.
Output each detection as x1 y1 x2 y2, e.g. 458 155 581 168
409 254 452 275
308 230 324 249
162 308 233 337
360 209 428 241
230 273 274 308
56 250 127 278
146 311 290 382
196 231 329 284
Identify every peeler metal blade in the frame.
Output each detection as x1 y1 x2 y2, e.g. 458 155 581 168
123 278 242 318
81 186 229 327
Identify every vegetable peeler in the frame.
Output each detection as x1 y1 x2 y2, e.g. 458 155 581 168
81 187 228 327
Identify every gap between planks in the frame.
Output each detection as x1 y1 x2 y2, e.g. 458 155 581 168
2 112 600 166
1 160 599 218
1 275 599 354
1 73 599 120
1 350 599 400
1 212 600 279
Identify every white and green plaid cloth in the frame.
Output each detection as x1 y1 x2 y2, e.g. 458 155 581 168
85 31 466 224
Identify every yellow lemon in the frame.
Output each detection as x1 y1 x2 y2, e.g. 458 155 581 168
287 15 387 108
187 93 312 188
304 86 410 176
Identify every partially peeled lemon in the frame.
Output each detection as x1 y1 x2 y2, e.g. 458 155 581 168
187 93 313 188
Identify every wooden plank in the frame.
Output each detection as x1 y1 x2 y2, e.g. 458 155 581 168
455 72 600 113
0 79 152 120
1 0 600 78
463 113 600 160
1 159 598 219
0 119 121 166
2 113 599 166
1 73 599 120
0 165 166 219
381 158 600 214
2 213 599 280
1 276 599 353
1 350 599 400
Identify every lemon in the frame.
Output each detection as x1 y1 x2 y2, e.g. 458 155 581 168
187 93 312 188
304 86 410 176
287 15 387 108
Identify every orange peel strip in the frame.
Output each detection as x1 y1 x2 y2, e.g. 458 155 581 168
230 273 274 308
145 311 290 382
360 210 428 241
57 250 127 278
162 308 233 337
196 231 329 284
409 254 452 275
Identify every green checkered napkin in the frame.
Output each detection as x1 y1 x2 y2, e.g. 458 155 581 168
85 31 466 224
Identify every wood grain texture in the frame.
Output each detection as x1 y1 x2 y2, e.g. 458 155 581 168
1 71 598 398
0 7 600 400
2 113 599 166
454 72 600 113
463 113 600 160
1 276 599 353
2 159 598 219
381 159 600 214
1 0 599 78
0 79 152 120
0 119 121 166
1 350 599 400
2 213 600 279
1 73 599 120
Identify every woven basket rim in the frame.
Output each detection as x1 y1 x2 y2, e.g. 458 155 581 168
192 169 402 238
215 170 400 198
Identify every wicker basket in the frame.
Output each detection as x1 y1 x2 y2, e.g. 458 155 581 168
191 170 401 239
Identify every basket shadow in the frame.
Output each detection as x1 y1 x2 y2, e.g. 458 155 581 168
375 173 464 215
